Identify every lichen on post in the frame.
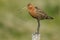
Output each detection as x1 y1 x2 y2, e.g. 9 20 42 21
32 33 40 40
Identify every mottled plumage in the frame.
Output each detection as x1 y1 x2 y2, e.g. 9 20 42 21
27 3 53 20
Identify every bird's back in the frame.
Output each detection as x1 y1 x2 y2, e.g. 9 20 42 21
35 7 54 20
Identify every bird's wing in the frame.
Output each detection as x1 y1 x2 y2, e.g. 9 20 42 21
35 6 47 16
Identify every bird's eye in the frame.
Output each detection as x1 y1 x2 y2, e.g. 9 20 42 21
28 5 33 9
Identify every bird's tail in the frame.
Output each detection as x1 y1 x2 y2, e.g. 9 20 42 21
46 16 54 19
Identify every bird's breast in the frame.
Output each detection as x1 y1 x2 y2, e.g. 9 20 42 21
28 9 38 18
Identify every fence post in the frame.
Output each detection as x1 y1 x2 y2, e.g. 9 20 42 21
32 33 40 40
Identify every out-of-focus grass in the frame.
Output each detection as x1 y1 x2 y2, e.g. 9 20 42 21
0 0 60 40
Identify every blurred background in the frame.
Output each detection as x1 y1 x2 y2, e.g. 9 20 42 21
0 0 60 40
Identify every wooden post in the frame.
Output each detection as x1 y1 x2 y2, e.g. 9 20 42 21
32 33 40 40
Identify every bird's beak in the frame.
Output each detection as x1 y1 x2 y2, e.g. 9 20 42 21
22 6 27 10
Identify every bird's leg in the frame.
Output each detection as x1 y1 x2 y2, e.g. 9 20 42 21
36 19 40 34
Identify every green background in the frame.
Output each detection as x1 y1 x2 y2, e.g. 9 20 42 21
0 0 60 40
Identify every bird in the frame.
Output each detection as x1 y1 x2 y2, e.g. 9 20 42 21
27 3 54 33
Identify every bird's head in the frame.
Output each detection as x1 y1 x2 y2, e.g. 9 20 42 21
27 3 34 10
